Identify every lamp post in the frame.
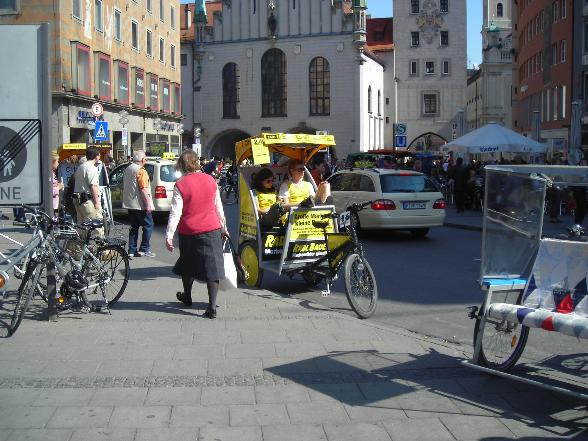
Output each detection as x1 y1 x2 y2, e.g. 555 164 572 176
153 117 162 156
118 110 129 157
177 123 184 153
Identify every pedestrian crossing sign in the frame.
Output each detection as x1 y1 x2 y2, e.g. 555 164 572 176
94 121 109 141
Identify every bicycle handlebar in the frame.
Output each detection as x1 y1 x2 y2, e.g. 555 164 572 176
346 201 373 213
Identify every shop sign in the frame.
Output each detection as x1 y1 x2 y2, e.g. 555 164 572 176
77 111 104 124
159 122 176 132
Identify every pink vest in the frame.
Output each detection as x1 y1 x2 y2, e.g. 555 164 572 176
176 173 221 235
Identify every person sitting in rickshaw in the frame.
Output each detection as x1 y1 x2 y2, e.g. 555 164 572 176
278 159 332 210
252 167 283 228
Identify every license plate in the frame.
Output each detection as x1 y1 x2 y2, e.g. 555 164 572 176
339 211 351 228
403 202 426 210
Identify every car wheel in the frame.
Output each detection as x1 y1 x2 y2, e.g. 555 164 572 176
410 228 429 238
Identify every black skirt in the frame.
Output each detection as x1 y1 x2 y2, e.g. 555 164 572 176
173 229 225 282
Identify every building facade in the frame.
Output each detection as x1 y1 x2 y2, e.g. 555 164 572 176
393 0 467 150
512 0 572 157
0 0 182 159
181 0 385 160
572 0 588 159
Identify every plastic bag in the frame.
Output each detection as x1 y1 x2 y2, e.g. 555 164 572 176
219 241 238 291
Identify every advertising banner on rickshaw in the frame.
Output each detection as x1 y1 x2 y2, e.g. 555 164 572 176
262 133 336 145
284 209 336 260
239 173 257 240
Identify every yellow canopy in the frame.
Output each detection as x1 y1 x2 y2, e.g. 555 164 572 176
57 143 112 161
235 133 336 165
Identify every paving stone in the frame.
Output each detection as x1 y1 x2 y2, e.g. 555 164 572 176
229 404 289 426
169 405 229 427
275 343 326 358
119 346 175 361
150 360 208 377
5 429 72 441
208 359 262 376
145 387 202 406
89 389 148 406
447 394 517 418
262 357 319 374
39 361 99 378
32 388 94 406
241 330 289 344
383 418 454 441
0 389 41 407
287 402 350 424
323 423 392 441
499 417 580 439
173 345 224 360
69 428 136 441
344 403 406 422
225 343 276 359
0 406 56 429
254 384 310 403
46 406 112 429
307 384 365 404
135 428 199 441
191 331 240 344
97 360 154 377
198 425 262 441
201 386 255 405
440 415 515 440
262 424 327 441
0 430 9 441
108 406 171 429
358 381 415 403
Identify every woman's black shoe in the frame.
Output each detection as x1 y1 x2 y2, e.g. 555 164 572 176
203 309 217 319
176 291 192 306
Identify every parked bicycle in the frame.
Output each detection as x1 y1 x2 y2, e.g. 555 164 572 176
219 171 238 205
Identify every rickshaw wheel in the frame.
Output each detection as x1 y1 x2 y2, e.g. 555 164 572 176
239 242 263 288
302 270 323 288
344 253 378 318
473 301 529 372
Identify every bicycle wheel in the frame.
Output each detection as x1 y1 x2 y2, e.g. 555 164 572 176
221 186 238 205
80 244 129 310
343 253 378 318
239 242 262 288
473 301 529 372
8 263 41 336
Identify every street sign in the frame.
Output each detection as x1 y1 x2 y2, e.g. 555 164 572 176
94 121 109 141
394 123 407 136
395 135 407 148
121 127 128 147
91 102 104 117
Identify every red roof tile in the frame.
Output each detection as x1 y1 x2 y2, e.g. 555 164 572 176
366 17 393 52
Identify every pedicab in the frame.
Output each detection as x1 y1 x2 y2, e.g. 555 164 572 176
465 164 588 400
235 133 378 318
57 143 114 235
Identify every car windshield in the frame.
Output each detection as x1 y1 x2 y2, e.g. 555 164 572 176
380 175 437 193
160 165 179 182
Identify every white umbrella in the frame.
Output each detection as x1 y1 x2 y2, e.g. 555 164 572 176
441 122 547 154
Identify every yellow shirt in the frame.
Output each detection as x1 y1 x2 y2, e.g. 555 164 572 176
279 181 314 206
255 191 277 213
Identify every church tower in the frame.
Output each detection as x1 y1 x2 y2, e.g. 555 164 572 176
482 0 512 63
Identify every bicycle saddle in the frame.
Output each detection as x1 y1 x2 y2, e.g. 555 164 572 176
81 218 104 229
312 220 330 229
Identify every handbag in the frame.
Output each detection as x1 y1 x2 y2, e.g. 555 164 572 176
220 240 238 291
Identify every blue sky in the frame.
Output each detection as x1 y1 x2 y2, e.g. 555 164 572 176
367 2 482 68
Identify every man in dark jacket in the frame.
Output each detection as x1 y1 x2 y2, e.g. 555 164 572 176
451 157 469 213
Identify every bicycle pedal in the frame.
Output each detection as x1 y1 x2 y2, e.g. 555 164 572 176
80 305 91 313
321 290 330 297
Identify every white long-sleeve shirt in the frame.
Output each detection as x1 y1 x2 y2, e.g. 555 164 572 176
165 186 227 240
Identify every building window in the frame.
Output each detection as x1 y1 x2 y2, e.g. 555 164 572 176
161 79 170 113
223 63 240 118
584 22 588 54
131 20 139 51
377 90 381 116
442 60 450 75
410 0 419 14
74 43 91 96
146 30 153 57
114 9 122 41
496 2 503 17
552 1 559 22
149 73 158 109
425 61 435 74
561 0 566 19
261 48 287 117
133 68 145 108
309 57 330 116
423 92 439 115
171 44 176 68
440 31 449 46
173 83 181 114
440 0 448 13
116 61 129 105
171 5 175 29
97 53 111 100
560 39 566 63
147 0 152 14
368 86 372 113
95 0 103 32
159 0 164 22
409 60 418 76
184 9 191 28
72 0 81 19
159 37 165 63
558 85 566 119
181 53 187 66
411 32 420 47
552 43 558 65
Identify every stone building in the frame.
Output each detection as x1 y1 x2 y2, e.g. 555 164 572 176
571 0 588 159
466 0 513 131
392 0 467 150
0 0 182 159
181 0 385 160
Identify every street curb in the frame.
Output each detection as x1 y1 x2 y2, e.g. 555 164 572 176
444 222 482 232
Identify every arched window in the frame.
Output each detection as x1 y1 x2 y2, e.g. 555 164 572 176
368 86 372 113
377 90 381 115
309 57 330 116
261 49 287 117
496 2 503 17
222 63 239 118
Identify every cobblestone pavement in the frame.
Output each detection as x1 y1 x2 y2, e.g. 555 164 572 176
0 227 586 440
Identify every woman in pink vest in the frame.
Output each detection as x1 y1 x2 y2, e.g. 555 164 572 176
165 149 228 319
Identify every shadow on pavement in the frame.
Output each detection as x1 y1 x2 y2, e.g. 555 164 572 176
112 300 209 316
266 348 588 438
129 264 173 281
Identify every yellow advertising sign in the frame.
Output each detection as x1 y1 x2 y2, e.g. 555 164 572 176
239 173 258 240
162 152 177 160
289 209 335 241
251 138 271 165
60 143 87 150
262 133 336 146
